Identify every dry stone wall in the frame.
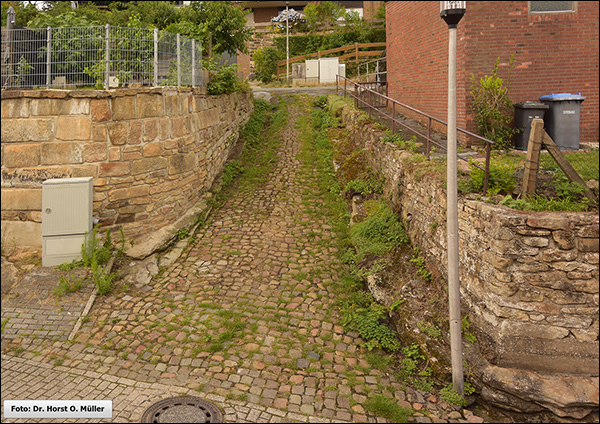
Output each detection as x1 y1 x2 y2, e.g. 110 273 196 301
1 87 252 254
338 105 599 417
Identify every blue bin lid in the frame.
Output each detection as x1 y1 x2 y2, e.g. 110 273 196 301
539 93 586 101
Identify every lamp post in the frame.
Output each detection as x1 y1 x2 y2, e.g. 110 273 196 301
440 0 466 397
286 1 290 85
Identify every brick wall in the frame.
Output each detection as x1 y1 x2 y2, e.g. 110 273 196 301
1 88 252 250
337 101 599 417
386 1 599 146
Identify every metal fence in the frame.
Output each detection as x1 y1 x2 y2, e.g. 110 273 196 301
337 75 494 194
1 25 202 90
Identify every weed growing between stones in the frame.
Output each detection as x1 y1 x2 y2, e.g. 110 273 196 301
53 226 124 296
364 394 413 423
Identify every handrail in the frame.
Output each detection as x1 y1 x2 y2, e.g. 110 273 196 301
336 75 492 194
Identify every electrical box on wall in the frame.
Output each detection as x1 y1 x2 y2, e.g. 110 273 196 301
42 177 93 267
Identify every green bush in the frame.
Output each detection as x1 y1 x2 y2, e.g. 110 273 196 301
207 64 249 95
470 57 519 150
342 302 401 351
253 46 281 83
459 158 516 196
350 201 408 260
440 384 467 407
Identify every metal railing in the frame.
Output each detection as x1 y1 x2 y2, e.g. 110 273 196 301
1 25 202 90
357 57 386 83
337 75 493 194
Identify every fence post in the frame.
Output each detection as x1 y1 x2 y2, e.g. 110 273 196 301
105 24 110 90
177 33 181 87
6 6 14 88
369 88 372 120
484 142 491 195
355 43 358 67
392 102 395 134
192 39 195 88
153 28 158 87
46 27 51 88
427 117 432 159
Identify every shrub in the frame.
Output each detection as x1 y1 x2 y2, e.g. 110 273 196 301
459 158 516 196
207 64 249 95
470 56 519 150
253 46 281 83
349 201 408 259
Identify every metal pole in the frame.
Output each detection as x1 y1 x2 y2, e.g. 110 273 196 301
192 39 195 88
46 27 51 88
446 24 464 397
286 2 289 85
105 24 110 90
177 33 181 87
154 28 158 86
6 6 15 88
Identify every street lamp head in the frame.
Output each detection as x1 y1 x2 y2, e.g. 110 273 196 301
440 1 466 28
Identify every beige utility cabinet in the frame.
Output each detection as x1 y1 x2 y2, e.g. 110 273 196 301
42 177 93 267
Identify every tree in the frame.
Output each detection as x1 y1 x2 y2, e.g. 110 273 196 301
303 1 344 32
2 1 40 27
187 1 253 58
253 46 281 83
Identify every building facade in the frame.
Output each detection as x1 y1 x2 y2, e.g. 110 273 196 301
385 1 599 146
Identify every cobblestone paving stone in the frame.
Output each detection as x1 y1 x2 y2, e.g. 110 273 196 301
2 267 93 343
1 94 484 423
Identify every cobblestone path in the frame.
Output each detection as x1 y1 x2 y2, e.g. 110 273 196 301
2 95 486 423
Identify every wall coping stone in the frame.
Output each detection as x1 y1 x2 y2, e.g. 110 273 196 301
1 86 205 100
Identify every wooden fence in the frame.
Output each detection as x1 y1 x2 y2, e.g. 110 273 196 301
276 42 385 78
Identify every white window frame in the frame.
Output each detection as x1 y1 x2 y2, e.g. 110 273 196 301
529 1 577 14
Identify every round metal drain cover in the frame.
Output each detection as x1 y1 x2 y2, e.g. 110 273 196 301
141 397 223 423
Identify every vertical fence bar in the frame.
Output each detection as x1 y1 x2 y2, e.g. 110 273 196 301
176 33 181 87
344 77 347 98
199 40 203 88
153 28 158 87
46 27 51 88
427 117 432 159
392 102 395 134
368 88 372 119
105 24 110 90
484 142 491 195
191 39 195 88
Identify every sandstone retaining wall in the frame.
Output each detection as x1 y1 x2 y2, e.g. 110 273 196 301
1 87 252 255
338 104 599 417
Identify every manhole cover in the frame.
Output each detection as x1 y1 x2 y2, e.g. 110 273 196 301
141 397 223 423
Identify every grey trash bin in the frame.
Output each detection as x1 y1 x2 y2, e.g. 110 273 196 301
539 93 586 150
513 101 549 151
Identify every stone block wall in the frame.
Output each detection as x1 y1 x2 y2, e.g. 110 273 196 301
338 104 599 416
1 87 252 250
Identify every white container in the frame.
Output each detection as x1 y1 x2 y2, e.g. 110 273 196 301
306 59 319 83
319 57 339 83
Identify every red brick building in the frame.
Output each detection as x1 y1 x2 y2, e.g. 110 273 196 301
385 1 599 146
